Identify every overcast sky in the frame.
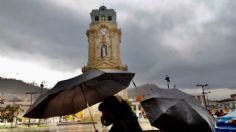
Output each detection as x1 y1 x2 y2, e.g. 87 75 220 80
0 0 236 98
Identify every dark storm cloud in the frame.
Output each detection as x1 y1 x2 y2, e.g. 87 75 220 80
0 0 89 71
116 1 236 88
1 0 236 89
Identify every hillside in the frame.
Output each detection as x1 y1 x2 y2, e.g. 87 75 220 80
0 77 48 94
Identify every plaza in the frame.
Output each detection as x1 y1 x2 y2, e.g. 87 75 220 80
0 119 157 132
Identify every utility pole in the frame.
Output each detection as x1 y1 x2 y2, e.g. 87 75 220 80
26 92 38 127
165 75 170 89
196 84 208 108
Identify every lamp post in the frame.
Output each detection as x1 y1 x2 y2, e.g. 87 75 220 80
26 92 38 127
196 84 208 108
165 75 170 89
38 82 44 126
40 82 44 95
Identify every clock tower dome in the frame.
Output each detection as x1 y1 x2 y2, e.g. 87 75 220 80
82 6 128 73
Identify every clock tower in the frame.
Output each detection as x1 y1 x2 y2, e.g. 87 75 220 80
82 6 128 73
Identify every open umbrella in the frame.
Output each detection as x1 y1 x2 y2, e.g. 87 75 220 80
139 85 215 132
23 70 134 119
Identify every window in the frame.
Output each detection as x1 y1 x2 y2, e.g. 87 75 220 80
95 16 99 21
101 45 108 58
101 16 106 21
108 16 112 21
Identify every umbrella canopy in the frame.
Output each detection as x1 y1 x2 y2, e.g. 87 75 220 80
140 85 215 132
24 70 135 118
128 83 162 98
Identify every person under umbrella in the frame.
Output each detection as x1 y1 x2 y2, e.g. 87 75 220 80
23 70 135 132
98 95 142 132
137 84 215 132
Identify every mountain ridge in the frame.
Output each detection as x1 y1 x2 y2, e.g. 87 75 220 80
0 77 48 94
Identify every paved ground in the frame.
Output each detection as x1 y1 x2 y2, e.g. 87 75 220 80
0 119 158 132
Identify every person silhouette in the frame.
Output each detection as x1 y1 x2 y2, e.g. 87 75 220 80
215 110 220 117
98 96 143 132
219 109 224 117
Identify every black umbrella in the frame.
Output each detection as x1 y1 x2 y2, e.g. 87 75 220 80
139 85 215 132
23 70 134 119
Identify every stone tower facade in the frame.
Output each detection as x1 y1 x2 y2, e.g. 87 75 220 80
82 7 129 120
82 6 128 73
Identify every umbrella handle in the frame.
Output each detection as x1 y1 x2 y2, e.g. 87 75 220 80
80 84 98 132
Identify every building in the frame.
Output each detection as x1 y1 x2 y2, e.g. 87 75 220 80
230 94 236 100
82 5 128 73
128 84 161 118
194 94 207 108
208 97 236 115
81 6 129 121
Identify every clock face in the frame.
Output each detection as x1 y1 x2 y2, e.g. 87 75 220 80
100 28 107 35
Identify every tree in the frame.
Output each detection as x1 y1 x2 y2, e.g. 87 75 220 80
0 104 23 127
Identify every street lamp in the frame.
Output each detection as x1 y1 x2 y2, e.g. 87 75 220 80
196 84 208 108
38 82 44 126
165 75 170 89
26 92 38 127
40 82 44 95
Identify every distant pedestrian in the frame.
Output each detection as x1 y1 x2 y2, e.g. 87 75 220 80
219 109 224 117
215 110 220 117
98 95 143 132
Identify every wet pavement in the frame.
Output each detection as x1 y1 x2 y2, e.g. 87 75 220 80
0 119 157 132
0 124 103 132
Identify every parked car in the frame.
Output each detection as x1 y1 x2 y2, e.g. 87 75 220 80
215 110 236 132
